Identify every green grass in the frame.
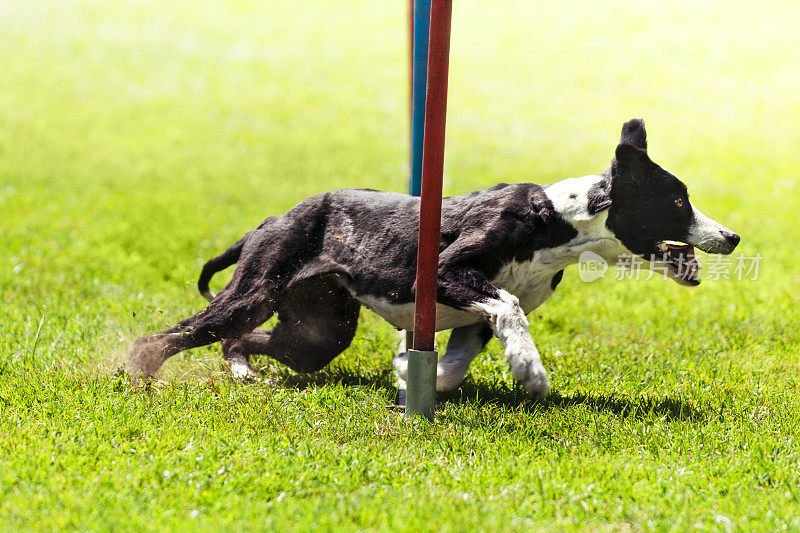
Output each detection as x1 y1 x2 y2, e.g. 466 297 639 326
2 0 800 530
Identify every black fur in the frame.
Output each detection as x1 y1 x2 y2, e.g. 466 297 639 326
587 177 612 215
198 232 251 299
221 275 360 373
224 182 577 310
620 118 647 150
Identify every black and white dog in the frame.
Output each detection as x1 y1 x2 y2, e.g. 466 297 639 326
127 119 739 398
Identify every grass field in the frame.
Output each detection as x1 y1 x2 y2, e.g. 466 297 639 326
2 0 800 530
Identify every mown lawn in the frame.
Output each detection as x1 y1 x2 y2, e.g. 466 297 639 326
2 0 800 530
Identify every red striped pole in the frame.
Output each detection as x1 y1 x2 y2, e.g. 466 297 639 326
412 0 452 352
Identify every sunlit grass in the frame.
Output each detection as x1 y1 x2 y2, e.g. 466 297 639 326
2 0 800 530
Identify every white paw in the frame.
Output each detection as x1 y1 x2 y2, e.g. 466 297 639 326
228 358 259 382
436 361 468 391
393 352 409 382
516 361 549 399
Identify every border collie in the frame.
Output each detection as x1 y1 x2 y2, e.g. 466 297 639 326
127 119 739 398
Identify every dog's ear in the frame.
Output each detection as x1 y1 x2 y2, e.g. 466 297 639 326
615 143 646 167
611 143 647 185
620 118 647 151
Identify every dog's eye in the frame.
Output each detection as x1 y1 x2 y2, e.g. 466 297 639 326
675 198 683 208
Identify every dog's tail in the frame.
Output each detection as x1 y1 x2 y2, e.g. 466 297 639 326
198 232 251 302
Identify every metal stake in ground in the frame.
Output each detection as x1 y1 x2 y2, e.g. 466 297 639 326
406 0 453 421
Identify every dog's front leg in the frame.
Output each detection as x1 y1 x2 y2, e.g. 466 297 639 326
393 323 492 392
466 290 549 399
435 266 549 398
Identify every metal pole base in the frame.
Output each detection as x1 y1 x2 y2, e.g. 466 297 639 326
405 349 437 421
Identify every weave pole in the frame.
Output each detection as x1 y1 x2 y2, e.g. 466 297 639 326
408 0 415 153
405 0 453 421
409 0 431 198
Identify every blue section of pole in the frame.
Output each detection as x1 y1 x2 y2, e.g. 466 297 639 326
410 0 431 197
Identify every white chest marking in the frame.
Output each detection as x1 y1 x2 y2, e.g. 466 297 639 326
490 174 631 312
490 259 558 313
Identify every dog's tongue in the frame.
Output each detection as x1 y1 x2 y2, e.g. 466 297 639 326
666 242 695 261
663 243 699 278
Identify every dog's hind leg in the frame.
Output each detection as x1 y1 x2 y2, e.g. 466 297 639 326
221 276 361 376
127 202 340 382
391 331 411 390
126 282 278 382
393 323 492 392
220 331 265 381
126 232 300 381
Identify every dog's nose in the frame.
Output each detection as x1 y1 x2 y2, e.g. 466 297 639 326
723 231 740 248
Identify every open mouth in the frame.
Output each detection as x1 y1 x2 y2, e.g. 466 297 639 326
652 240 701 285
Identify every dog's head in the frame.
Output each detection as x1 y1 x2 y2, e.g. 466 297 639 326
602 119 740 286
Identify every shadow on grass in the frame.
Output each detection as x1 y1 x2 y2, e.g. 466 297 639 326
256 364 706 423
435 381 705 422
543 391 705 422
269 366 397 392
